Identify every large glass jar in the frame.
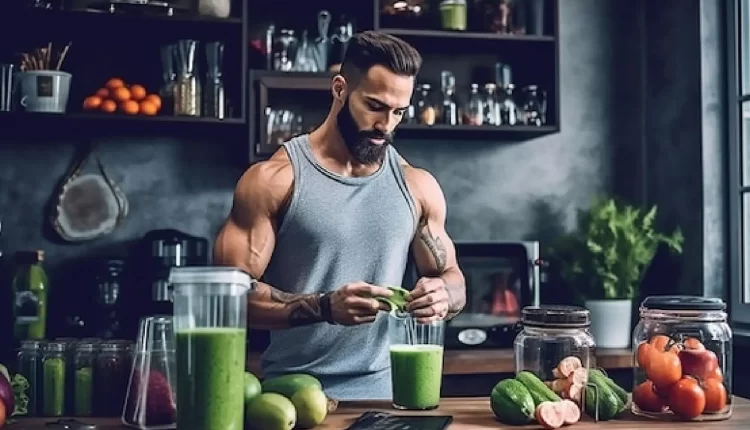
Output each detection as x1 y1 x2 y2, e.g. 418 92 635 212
42 341 67 417
632 296 732 421
514 305 595 404
17 339 44 416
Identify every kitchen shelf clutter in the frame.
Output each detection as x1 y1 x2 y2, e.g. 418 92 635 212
1 0 559 160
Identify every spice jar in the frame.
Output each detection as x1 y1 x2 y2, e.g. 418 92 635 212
43 341 67 417
17 340 44 416
94 340 133 416
413 84 437 126
514 305 595 404
632 296 732 421
439 0 467 31
73 341 97 416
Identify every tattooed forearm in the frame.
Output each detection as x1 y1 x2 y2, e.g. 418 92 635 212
270 289 324 327
417 217 447 272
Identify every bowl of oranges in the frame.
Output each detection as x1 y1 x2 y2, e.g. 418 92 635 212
83 78 162 116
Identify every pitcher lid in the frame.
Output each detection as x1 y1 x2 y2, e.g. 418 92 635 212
168 266 255 288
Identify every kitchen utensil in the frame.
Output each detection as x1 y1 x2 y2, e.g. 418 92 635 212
0 64 14 111
169 267 256 430
173 39 200 116
204 41 225 118
122 315 177 430
313 10 331 72
50 144 129 242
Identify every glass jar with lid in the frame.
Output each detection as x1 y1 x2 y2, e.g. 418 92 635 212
514 305 595 404
632 296 732 421
94 340 132 416
439 0 467 31
73 341 97 416
42 341 67 417
413 83 437 126
17 339 45 416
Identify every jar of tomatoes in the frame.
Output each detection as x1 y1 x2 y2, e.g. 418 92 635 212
514 305 595 403
632 296 732 421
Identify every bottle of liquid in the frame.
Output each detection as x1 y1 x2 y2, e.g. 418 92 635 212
12 250 48 343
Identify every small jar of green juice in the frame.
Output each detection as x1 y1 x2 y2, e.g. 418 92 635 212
439 0 467 31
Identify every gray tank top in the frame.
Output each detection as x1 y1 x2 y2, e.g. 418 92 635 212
260 134 418 400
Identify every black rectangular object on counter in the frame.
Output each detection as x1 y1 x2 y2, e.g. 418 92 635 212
344 411 453 430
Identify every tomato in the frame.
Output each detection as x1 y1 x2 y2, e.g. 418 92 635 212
647 351 683 390
679 348 719 380
682 337 706 352
667 377 706 419
637 342 656 370
633 380 665 412
650 335 681 354
702 378 728 413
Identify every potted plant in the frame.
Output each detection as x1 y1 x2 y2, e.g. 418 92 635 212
548 198 684 348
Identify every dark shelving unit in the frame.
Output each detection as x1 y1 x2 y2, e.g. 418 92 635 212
376 28 556 42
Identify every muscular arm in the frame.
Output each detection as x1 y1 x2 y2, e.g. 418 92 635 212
407 168 467 319
213 155 326 329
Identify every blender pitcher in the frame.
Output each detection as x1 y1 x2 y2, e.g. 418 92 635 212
168 267 256 430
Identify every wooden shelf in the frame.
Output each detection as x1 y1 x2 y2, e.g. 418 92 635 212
396 124 558 141
0 111 246 139
246 348 634 378
377 28 556 43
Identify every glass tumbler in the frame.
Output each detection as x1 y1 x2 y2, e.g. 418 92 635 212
388 312 446 410
122 315 176 429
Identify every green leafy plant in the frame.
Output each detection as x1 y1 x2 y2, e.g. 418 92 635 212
549 198 684 301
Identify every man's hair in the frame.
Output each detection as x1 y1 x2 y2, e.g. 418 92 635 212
340 31 422 83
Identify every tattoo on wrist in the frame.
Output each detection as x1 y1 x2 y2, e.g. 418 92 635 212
417 217 447 272
270 289 325 327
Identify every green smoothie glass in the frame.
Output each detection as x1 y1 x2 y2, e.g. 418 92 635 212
388 312 445 410
169 267 256 430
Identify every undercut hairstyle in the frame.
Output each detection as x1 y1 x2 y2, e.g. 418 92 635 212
339 30 423 84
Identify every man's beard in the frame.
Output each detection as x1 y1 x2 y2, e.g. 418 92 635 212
336 99 394 165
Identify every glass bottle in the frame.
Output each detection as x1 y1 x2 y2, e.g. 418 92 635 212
499 84 518 126
12 250 48 343
483 83 500 126
17 339 44 416
462 83 484 126
94 340 132 416
520 85 545 126
414 84 437 126
73 341 97 417
43 341 67 417
440 71 459 125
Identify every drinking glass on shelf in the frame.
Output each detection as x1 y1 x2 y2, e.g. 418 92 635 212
266 107 304 147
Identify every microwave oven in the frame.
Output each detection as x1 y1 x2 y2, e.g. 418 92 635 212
403 240 544 349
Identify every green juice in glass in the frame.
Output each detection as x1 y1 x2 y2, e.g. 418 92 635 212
390 344 444 410
175 327 247 430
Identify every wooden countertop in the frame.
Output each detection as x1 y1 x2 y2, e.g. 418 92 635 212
247 348 634 377
12 397 750 429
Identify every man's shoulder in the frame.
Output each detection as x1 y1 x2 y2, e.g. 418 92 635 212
235 150 294 210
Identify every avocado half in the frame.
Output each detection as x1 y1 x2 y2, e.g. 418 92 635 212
377 285 410 313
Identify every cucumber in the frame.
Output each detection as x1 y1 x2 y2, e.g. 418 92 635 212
261 373 322 399
490 379 536 425
589 369 628 411
583 372 622 421
515 371 561 407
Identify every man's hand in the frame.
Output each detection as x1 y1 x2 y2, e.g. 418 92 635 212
327 282 393 326
406 277 453 324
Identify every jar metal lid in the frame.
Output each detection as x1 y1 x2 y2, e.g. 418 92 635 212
640 295 726 312
440 0 467 6
521 305 590 328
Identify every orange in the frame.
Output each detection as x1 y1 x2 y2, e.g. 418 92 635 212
83 96 102 110
139 100 158 116
113 87 131 103
130 84 147 101
105 78 125 90
120 100 139 115
100 99 117 113
144 94 161 110
95 88 109 98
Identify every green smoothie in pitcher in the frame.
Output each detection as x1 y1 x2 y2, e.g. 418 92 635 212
176 327 247 430
390 344 444 410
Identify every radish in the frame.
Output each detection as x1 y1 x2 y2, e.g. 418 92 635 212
536 401 565 429
561 399 581 425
